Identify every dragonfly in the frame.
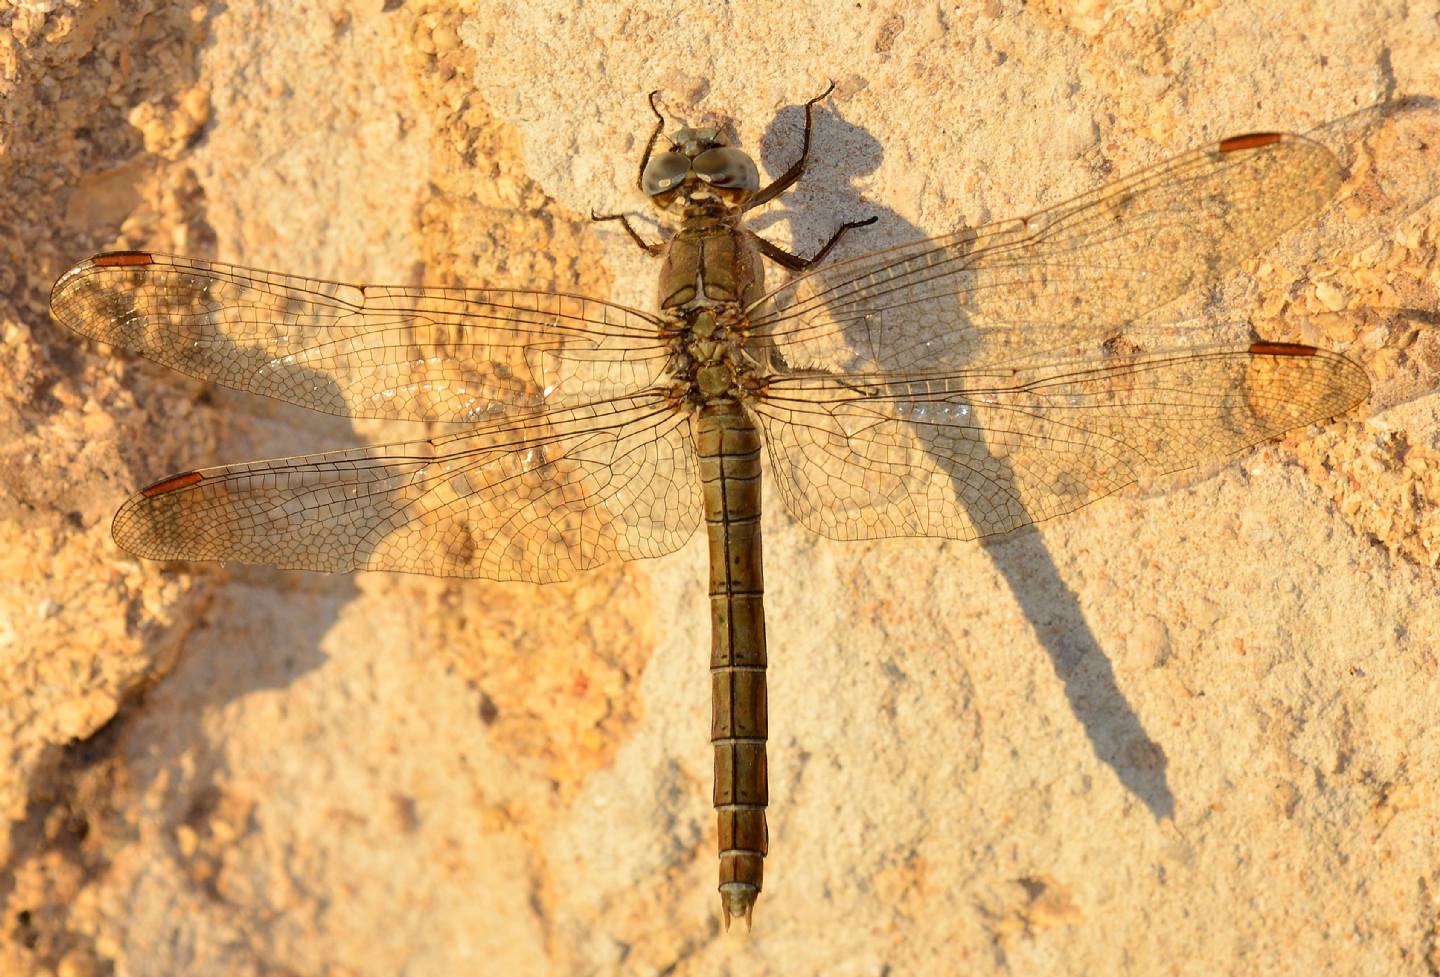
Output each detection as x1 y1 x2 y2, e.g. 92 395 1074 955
50 87 1369 929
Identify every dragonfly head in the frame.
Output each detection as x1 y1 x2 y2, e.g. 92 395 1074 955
643 128 759 213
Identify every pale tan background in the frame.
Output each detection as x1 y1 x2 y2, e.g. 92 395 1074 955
2 1 1438 975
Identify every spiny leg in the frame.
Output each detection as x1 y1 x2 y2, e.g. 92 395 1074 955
590 92 670 256
590 209 665 255
744 81 836 211
750 215 878 271
635 90 667 192
744 81 876 270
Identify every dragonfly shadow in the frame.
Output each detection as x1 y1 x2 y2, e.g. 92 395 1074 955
757 103 1176 820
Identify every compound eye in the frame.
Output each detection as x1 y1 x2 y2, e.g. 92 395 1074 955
641 152 691 195
692 147 759 191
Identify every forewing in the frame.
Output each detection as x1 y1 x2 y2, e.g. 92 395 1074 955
751 135 1343 373
753 344 1368 541
114 394 700 581
51 251 668 422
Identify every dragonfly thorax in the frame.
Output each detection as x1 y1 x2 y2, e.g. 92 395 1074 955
667 308 762 406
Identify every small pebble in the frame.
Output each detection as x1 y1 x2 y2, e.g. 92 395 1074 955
432 26 458 53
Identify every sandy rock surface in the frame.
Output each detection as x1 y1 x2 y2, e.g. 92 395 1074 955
2 1 1438 975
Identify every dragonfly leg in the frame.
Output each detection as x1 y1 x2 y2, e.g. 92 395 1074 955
634 90 667 193
591 209 665 255
750 215 878 271
744 81 835 211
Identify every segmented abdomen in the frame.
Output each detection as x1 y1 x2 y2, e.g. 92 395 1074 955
695 402 768 929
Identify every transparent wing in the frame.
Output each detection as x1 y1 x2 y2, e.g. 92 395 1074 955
750 134 1343 372
51 251 670 423
113 394 700 581
752 343 1368 541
